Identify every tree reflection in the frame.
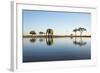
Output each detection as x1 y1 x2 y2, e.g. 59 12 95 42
73 37 87 46
39 38 44 42
30 38 36 43
46 37 53 46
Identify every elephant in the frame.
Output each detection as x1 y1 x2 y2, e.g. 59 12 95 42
46 29 53 38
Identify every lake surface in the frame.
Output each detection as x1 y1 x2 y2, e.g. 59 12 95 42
23 37 91 63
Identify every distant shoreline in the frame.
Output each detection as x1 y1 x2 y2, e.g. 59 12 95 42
23 35 91 38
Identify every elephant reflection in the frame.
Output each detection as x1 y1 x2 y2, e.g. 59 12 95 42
73 37 87 46
29 38 36 43
46 37 53 46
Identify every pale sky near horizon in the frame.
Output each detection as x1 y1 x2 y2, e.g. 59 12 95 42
23 10 91 35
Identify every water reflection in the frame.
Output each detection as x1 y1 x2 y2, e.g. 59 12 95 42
39 38 44 42
73 37 87 46
46 37 53 46
24 37 90 62
29 38 36 43
29 37 87 46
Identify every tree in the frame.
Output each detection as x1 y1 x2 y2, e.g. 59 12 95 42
70 33 73 37
70 33 73 39
30 31 36 36
39 31 45 35
73 28 78 37
78 27 86 37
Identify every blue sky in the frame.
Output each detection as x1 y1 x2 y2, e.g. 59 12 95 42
23 10 91 35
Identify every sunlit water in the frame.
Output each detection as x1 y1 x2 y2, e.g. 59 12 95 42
23 37 91 63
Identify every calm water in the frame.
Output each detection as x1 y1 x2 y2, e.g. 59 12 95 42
23 37 91 63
